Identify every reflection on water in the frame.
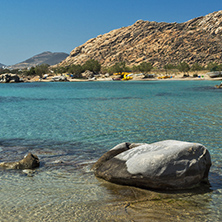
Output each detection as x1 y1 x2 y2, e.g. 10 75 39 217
100 179 216 222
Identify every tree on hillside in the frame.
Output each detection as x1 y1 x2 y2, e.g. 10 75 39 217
131 65 138 73
163 63 176 75
207 62 220 71
30 67 36 75
191 63 203 74
218 64 222 71
68 64 83 78
83 59 101 73
138 62 153 73
51 66 68 74
177 62 190 74
24 66 36 76
35 64 49 78
0 68 10 74
108 62 130 74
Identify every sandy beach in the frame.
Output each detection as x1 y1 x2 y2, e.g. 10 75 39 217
23 72 222 83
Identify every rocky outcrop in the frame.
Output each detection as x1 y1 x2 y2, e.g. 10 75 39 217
0 74 23 83
0 153 40 169
59 11 222 68
93 140 211 190
81 70 94 79
215 82 222 88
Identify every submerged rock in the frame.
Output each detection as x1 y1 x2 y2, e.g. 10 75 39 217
0 153 40 169
22 169 36 177
93 140 211 190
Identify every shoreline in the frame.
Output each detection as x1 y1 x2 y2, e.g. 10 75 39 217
28 74 222 83
1 72 222 83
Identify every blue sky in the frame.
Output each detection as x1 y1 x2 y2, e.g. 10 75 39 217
0 0 221 65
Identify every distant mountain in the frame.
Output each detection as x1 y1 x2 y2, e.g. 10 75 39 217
0 63 6 68
9 51 69 69
59 10 222 68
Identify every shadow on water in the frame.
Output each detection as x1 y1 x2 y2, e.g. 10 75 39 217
0 96 48 103
92 157 222 220
98 178 213 200
186 85 222 92
13 82 50 88
209 171 222 190
94 177 216 221
155 92 175 97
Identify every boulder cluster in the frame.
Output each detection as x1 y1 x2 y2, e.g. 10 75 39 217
0 74 23 83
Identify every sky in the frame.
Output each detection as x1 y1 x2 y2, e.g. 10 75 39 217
0 0 221 65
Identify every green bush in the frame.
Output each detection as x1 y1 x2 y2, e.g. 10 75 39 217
138 62 153 73
108 62 130 74
177 62 190 73
68 64 83 78
191 63 203 72
207 62 222 71
164 63 176 74
35 64 49 78
82 59 101 73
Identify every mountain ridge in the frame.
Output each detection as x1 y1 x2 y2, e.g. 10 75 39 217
0 63 6 68
59 10 222 68
9 51 69 69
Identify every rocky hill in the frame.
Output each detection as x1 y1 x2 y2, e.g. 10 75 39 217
59 10 222 68
9 51 69 69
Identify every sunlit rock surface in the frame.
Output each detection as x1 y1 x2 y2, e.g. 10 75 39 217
0 153 40 169
93 140 211 190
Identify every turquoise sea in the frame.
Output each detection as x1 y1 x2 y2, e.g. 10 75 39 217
0 80 222 221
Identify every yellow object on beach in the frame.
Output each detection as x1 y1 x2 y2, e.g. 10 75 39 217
113 72 133 80
122 73 133 80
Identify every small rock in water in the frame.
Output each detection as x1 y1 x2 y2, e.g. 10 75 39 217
52 160 64 164
22 169 35 177
0 153 40 170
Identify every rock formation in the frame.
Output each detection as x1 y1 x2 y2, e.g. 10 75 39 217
0 153 40 169
0 74 23 83
93 140 211 190
59 11 222 68
215 82 222 88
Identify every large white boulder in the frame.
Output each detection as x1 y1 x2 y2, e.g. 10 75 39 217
93 140 211 190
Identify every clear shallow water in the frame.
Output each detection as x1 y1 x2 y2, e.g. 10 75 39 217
0 80 222 221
